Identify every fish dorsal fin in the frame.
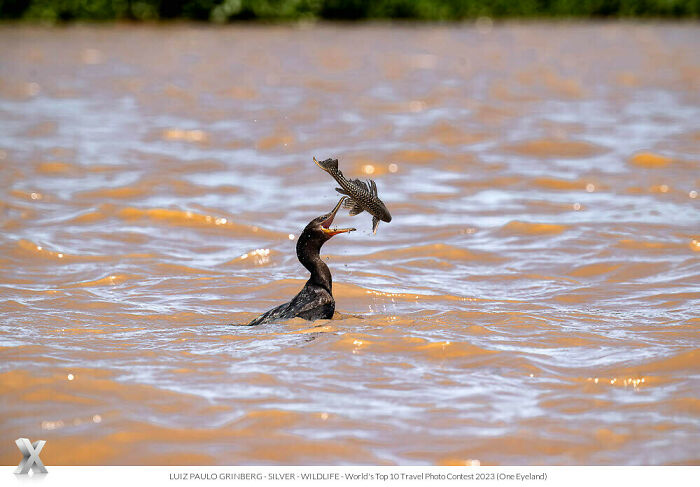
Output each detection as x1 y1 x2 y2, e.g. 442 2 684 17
349 178 370 193
368 179 378 198
343 198 364 216
372 216 380 234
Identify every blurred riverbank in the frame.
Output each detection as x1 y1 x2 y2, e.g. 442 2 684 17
1 0 698 22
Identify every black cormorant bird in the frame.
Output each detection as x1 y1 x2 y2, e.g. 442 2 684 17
246 197 355 326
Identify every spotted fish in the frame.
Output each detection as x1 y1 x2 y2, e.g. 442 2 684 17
314 157 392 234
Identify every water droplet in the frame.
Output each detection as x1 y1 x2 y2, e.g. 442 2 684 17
27 82 40 96
388 163 398 173
185 130 206 143
93 414 102 423
573 203 581 211
586 183 595 192
67 373 74 381
41 420 64 430
82 48 103 65
408 100 425 112
689 190 697 199
288 234 295 240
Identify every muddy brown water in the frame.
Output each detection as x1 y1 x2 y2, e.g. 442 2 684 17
0 23 698 466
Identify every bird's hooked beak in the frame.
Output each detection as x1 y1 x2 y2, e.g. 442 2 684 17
320 197 355 236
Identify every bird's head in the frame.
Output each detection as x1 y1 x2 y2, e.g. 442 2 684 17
302 196 355 244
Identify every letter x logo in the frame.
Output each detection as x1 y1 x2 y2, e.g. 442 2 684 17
15 438 48 474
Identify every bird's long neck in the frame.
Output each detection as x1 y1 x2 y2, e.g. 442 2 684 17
296 232 332 294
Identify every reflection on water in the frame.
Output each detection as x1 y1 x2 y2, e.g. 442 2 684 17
0 23 698 466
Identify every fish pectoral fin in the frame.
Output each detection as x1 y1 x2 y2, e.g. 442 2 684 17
343 198 364 216
372 216 380 234
335 187 349 196
349 204 364 216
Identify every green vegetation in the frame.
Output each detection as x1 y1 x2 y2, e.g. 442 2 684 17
1 0 698 22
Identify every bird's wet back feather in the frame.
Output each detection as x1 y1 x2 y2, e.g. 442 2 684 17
245 280 334 327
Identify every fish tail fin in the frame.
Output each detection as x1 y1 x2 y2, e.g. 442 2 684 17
313 156 338 173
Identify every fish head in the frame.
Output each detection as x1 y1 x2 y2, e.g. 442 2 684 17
377 200 392 223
